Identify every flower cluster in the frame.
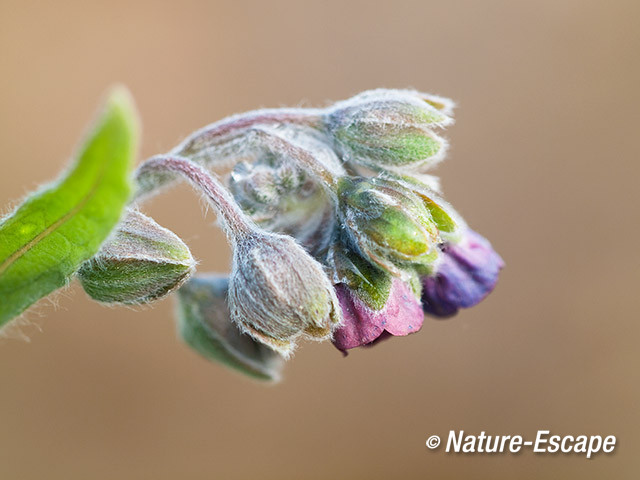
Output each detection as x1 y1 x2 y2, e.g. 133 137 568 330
82 89 503 380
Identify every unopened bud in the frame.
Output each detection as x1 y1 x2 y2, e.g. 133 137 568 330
78 209 195 304
380 172 465 242
325 89 453 169
338 176 440 273
229 160 283 212
176 274 284 382
228 231 342 357
228 154 317 216
229 154 335 256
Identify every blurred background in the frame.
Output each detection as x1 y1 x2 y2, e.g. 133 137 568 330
1 0 638 478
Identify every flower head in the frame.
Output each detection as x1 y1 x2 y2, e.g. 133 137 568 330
129 88 503 373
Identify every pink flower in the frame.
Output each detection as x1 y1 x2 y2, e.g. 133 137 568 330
333 278 424 353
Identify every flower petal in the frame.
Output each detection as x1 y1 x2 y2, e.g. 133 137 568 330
333 278 424 352
422 229 504 317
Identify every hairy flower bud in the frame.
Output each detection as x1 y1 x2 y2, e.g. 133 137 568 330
229 160 283 211
78 209 195 304
337 176 440 273
421 229 504 317
228 152 311 210
379 171 465 243
228 231 342 357
176 274 284 382
325 89 453 169
333 278 424 353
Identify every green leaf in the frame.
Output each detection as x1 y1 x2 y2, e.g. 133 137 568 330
0 86 139 327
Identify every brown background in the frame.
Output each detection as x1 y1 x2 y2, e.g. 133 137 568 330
1 0 638 478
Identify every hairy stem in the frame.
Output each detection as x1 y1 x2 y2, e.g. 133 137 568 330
135 155 254 238
135 109 326 198
173 108 324 157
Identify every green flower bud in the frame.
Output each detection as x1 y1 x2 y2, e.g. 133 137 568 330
379 171 465 243
325 89 453 169
78 209 195 304
337 177 441 273
176 274 284 382
228 231 342 357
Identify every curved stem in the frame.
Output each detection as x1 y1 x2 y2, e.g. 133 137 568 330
173 108 324 157
134 155 254 239
135 125 345 203
135 108 326 199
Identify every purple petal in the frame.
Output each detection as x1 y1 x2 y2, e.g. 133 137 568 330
422 229 504 318
333 278 424 352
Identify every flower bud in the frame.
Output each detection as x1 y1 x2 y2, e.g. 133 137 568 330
421 229 504 317
227 131 340 256
380 171 465 243
333 278 424 353
228 231 342 357
228 156 328 228
176 274 284 382
325 89 453 169
78 209 196 304
228 159 283 212
337 176 440 273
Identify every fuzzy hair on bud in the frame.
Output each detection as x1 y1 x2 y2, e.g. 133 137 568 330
78 209 196 304
325 89 454 170
337 176 441 275
228 153 316 219
378 171 466 244
176 274 284 382
228 231 342 357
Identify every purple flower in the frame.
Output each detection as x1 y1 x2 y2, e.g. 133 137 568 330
333 278 424 353
422 229 504 317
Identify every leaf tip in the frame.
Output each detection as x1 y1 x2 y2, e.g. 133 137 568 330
105 84 141 142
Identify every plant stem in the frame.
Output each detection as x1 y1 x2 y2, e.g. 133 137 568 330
134 155 254 239
135 108 326 199
173 108 324 157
